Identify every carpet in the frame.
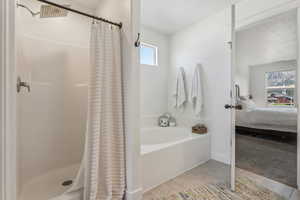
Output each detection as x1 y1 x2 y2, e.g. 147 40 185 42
236 134 297 187
152 176 285 200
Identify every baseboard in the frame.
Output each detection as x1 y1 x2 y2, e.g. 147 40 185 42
212 153 230 165
125 188 143 200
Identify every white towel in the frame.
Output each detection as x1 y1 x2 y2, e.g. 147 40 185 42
190 64 203 116
174 67 187 109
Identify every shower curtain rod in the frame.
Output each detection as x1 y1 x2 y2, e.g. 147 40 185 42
36 0 123 28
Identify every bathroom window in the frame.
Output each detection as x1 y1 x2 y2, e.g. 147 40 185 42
140 42 158 66
265 70 296 106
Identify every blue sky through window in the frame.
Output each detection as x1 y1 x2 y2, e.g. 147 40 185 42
140 43 157 66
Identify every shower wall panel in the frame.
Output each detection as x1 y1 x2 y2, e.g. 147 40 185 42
17 0 92 192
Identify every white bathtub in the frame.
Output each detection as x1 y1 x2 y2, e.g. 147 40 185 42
141 127 211 192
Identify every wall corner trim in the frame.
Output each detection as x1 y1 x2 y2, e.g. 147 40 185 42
0 0 17 200
212 153 231 166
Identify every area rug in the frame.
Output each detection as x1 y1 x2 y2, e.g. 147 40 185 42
153 176 285 200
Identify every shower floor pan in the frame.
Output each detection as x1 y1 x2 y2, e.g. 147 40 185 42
19 164 81 200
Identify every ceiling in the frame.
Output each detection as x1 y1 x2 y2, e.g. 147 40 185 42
141 0 231 35
46 0 100 9
72 0 100 9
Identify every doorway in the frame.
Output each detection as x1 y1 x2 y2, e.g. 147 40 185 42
234 9 298 188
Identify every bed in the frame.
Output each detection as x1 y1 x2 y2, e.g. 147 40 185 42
236 99 298 134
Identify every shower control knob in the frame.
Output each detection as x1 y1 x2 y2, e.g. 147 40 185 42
17 76 31 93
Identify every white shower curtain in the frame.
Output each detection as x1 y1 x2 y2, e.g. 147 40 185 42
67 22 126 200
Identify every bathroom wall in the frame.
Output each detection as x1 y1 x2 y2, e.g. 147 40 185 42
140 26 170 127
168 8 232 164
17 0 92 192
236 10 298 99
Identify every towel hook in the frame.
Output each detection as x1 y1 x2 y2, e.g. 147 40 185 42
134 33 141 47
17 76 30 93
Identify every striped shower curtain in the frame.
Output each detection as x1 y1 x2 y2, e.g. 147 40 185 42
68 22 126 200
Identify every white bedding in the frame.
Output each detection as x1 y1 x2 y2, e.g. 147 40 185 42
236 106 297 133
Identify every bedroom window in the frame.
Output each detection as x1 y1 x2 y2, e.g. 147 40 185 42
140 42 158 66
265 70 296 107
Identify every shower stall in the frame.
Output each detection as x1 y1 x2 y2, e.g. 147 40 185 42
16 0 89 199
15 0 127 199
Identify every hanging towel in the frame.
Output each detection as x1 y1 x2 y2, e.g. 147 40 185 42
64 22 126 200
174 67 187 110
190 64 203 116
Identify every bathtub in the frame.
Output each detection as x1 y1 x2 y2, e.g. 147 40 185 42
141 127 210 192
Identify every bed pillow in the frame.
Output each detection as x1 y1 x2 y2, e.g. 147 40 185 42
245 99 256 110
238 97 256 110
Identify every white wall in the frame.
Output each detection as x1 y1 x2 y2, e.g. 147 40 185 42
17 0 91 194
168 8 232 164
140 26 169 127
236 10 298 99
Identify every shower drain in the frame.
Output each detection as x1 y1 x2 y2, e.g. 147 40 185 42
62 180 73 187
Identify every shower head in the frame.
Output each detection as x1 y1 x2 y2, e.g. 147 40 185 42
17 2 70 18
39 4 70 18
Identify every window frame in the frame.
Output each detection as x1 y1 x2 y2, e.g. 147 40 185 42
265 69 296 107
140 42 158 66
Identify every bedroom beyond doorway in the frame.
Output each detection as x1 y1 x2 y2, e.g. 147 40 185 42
235 9 298 188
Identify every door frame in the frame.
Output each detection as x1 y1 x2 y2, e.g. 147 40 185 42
0 0 17 200
233 0 300 190
230 4 236 192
